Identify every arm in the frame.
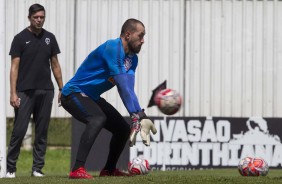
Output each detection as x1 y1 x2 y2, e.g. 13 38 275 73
113 73 157 147
50 55 63 105
113 73 141 114
103 40 156 146
10 56 20 108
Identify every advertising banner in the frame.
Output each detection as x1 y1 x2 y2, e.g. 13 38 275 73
72 116 282 171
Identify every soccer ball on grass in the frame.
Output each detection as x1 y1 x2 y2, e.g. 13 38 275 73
128 157 150 175
238 157 269 176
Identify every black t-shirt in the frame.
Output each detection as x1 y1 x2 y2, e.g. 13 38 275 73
9 28 61 91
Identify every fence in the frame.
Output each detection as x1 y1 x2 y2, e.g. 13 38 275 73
4 0 282 118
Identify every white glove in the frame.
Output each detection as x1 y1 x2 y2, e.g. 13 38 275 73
140 119 157 146
129 111 157 147
129 113 141 147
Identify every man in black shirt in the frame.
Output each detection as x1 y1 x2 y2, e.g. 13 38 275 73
6 4 63 178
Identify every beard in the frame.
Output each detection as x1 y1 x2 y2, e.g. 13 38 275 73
128 42 142 54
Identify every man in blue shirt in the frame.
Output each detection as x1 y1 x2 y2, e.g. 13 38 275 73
61 18 157 179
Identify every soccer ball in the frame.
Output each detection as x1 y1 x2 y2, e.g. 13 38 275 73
238 157 269 176
238 157 253 176
128 157 151 175
154 88 182 115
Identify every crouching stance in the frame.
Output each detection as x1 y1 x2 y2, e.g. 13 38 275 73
61 18 156 179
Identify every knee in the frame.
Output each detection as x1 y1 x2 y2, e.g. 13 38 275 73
87 115 107 130
11 129 26 140
80 116 107 144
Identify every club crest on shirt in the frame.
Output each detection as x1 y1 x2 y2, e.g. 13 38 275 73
124 57 132 71
45 38 50 45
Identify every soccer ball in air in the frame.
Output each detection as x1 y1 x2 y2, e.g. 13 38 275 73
238 157 269 176
128 157 151 175
154 88 182 115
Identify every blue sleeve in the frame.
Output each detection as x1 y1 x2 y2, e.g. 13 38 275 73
103 40 126 75
113 73 142 114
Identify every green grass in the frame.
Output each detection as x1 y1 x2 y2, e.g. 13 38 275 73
6 118 71 147
2 169 282 184
13 148 71 177
2 149 282 184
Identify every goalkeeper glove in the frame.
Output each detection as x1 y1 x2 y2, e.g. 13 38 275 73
129 112 141 147
140 118 157 146
129 111 157 147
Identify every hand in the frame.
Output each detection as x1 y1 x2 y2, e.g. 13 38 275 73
58 91 62 107
140 119 157 146
10 94 21 108
129 113 141 147
129 111 157 147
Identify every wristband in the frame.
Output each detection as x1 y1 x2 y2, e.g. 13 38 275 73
138 109 147 120
59 88 62 91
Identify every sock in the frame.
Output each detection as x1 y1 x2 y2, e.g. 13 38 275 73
72 160 85 172
103 163 116 173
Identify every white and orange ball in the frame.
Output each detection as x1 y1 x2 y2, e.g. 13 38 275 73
238 157 269 176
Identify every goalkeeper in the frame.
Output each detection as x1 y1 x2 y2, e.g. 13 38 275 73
60 18 157 179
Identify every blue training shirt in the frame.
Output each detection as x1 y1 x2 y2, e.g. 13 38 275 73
62 38 142 113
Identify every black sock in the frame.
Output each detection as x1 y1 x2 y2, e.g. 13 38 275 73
72 160 85 172
103 164 115 173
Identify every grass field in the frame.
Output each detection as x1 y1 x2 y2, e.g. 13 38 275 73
6 118 72 147
1 149 282 184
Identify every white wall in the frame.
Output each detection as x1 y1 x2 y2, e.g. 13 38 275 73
4 0 282 118
5 0 75 117
185 0 282 117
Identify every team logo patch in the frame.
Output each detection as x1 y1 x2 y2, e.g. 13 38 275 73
124 57 132 71
45 38 50 45
230 117 280 144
